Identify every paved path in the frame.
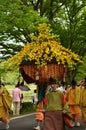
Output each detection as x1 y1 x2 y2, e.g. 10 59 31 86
0 113 86 130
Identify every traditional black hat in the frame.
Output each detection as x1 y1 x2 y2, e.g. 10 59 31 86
71 80 76 86
49 77 58 85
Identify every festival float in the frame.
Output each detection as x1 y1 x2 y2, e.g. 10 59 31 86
7 23 82 84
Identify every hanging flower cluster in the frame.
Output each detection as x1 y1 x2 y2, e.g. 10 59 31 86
7 23 82 70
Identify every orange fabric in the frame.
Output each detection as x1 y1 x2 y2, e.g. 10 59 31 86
75 113 81 121
72 113 81 122
36 111 44 121
69 105 81 121
36 100 43 112
67 88 75 105
0 111 10 123
69 105 81 115
80 88 86 124
35 100 44 121
66 87 81 105
82 107 86 124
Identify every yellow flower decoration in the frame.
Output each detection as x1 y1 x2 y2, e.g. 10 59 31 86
6 23 82 70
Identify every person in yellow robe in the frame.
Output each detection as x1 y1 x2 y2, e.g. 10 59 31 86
0 83 11 129
66 80 81 127
80 78 86 125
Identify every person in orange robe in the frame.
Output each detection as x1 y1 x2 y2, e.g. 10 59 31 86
80 77 86 125
66 80 81 127
34 99 44 130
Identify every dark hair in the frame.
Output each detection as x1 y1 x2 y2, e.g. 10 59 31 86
0 83 5 87
49 77 58 85
34 89 37 93
84 77 86 83
60 80 65 86
71 80 77 86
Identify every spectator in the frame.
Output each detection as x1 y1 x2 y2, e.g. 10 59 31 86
20 93 24 113
32 89 38 108
12 83 21 115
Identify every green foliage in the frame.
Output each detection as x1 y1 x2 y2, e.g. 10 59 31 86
0 61 19 84
76 56 86 81
0 0 47 59
20 102 35 114
50 0 86 55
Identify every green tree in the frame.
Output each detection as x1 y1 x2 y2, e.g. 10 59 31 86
0 0 47 59
75 56 86 81
0 60 19 84
0 0 85 58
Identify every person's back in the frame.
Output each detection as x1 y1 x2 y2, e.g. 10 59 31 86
66 80 81 127
12 87 21 102
12 84 21 115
